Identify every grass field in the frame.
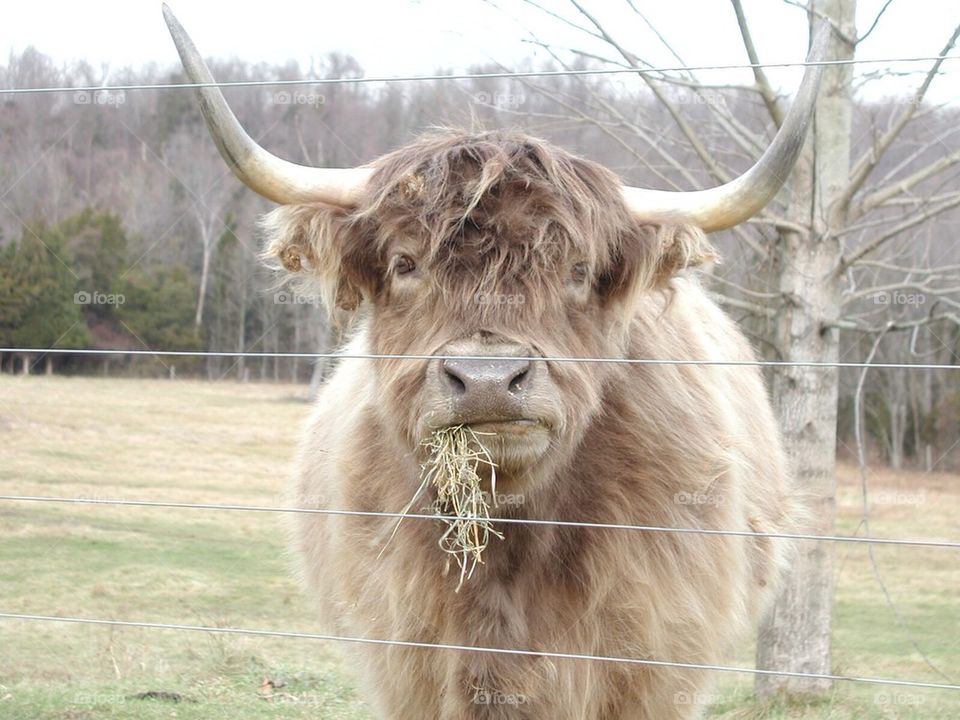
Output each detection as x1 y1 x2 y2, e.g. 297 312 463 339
0 375 957 719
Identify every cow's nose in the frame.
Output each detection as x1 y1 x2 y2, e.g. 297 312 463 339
441 356 531 401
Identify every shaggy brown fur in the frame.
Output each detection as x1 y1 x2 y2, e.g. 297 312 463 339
266 129 794 719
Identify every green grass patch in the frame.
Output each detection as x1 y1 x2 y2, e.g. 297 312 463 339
1 376 957 718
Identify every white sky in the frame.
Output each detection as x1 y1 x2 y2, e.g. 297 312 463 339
1 1 958 102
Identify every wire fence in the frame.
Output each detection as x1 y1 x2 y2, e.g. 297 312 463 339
1 612 958 692
2 494 959 550
2 37 959 706
3 347 960 370
4 304 958 678
1 54 957 96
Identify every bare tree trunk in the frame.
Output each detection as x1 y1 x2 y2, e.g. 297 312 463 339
273 324 280 383
756 0 855 696
909 372 923 468
236 263 248 382
292 311 301 383
308 317 333 398
260 298 269 381
21 353 31 376
195 232 212 327
889 401 906 469
45 354 53 376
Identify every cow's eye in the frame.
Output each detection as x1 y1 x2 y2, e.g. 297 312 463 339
571 262 589 284
393 254 417 276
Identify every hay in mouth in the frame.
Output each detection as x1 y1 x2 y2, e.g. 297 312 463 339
385 425 504 591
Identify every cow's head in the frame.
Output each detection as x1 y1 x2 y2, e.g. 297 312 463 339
163 6 826 482
260 131 723 475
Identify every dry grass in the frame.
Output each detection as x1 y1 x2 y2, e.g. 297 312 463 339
0 375 957 719
389 425 503 591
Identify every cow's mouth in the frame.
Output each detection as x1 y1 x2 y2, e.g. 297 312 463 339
465 418 541 434
453 417 554 476
418 409 558 472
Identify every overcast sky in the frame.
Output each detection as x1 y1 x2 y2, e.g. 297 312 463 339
2 1 958 103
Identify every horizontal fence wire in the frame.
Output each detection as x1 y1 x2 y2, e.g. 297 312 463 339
3 35 958 704
0 612 957 692
1 55 958 96
3 494 958 549
2 347 959 370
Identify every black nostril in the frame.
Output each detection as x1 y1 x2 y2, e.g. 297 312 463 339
442 360 468 395
441 356 532 400
508 366 529 395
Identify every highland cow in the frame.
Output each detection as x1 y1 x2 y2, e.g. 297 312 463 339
164 7 827 718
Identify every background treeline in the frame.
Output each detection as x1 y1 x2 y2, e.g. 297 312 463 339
0 47 957 468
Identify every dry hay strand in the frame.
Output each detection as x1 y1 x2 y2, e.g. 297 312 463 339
382 425 504 591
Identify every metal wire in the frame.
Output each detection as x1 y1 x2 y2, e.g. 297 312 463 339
3 494 958 550
2 347 958 370
1 55 957 96
2 34 956 705
0 612 956 692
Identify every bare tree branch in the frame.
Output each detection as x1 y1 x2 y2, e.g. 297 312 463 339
837 191 960 236
509 38 706 190
845 280 960 303
624 0 693 77
782 0 857 45
857 259 960 274
731 0 785 126
835 23 960 216
746 214 814 235
853 322 957 684
711 274 783 299
856 0 896 46
853 149 960 217
568 0 731 183
518 0 606 42
708 291 776 317
833 312 960 332
856 0 893 45
838 191 960 272
626 0 770 157
869 125 960 190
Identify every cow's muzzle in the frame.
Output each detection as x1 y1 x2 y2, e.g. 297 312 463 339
429 340 544 430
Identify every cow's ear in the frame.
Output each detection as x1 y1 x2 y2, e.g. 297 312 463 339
599 223 718 304
260 204 380 315
649 224 718 286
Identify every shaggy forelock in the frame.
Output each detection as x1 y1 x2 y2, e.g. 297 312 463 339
261 128 715 324
357 128 649 298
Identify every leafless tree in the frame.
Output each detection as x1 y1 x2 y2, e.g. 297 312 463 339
504 0 960 697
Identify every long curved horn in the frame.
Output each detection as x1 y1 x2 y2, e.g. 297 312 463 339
622 21 830 232
162 4 371 206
